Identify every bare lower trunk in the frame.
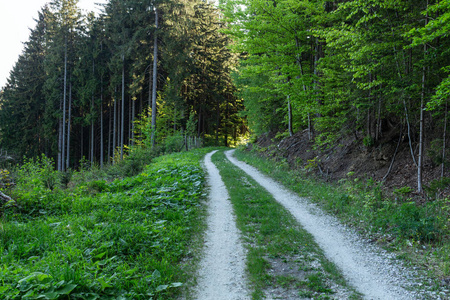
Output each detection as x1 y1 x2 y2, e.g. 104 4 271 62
442 100 448 178
100 84 104 168
58 116 62 171
108 96 112 163
113 89 117 163
403 98 418 167
151 7 159 147
62 38 68 172
66 82 72 170
418 7 428 193
121 55 125 160
91 96 94 164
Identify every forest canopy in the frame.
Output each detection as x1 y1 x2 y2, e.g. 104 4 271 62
0 0 245 170
222 0 450 192
2 0 450 192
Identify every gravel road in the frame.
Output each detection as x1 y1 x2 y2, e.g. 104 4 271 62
225 149 428 300
194 151 250 300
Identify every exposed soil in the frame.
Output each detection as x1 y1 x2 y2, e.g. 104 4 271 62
253 129 449 200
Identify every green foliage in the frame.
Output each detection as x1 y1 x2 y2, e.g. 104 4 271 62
9 155 62 216
164 132 185 153
392 202 443 242
425 177 450 199
0 148 210 299
427 139 450 167
106 146 161 178
305 157 320 172
363 135 374 148
393 186 413 202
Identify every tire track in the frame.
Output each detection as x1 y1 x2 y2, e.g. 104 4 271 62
195 150 250 300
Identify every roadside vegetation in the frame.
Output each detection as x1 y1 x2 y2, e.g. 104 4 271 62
212 150 361 299
0 147 211 300
234 147 450 288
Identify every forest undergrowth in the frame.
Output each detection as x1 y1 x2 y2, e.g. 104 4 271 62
234 148 450 290
0 147 212 299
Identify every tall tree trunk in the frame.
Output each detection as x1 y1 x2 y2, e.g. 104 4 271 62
121 54 125 160
91 95 94 164
108 96 112 164
442 100 448 178
62 37 68 172
418 6 429 193
91 60 95 165
129 97 132 144
100 82 104 168
404 98 418 167
151 7 159 147
113 89 117 163
418 64 425 193
58 114 62 171
80 124 83 161
131 95 136 146
66 82 72 170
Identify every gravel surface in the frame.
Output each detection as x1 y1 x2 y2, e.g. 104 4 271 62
195 151 250 300
225 149 429 300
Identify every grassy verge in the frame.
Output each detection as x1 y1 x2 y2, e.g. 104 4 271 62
233 148 450 289
211 150 361 299
0 148 211 300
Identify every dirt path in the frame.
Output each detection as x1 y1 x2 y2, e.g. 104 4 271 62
195 150 250 300
225 150 424 300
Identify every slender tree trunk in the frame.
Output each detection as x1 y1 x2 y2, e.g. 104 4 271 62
113 89 117 163
129 97 132 144
151 7 159 147
91 60 95 165
108 96 112 164
404 98 418 167
442 100 448 178
81 124 83 161
100 82 104 168
131 95 136 146
418 65 425 193
66 82 72 170
58 113 62 171
418 6 429 193
121 55 125 160
62 37 68 172
91 95 94 164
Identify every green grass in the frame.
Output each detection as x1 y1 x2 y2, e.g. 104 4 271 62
233 148 450 288
211 150 361 299
0 148 212 300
